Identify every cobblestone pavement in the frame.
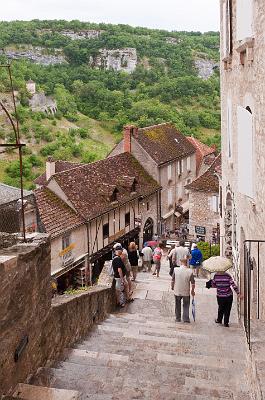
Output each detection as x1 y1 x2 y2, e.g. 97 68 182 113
14 258 252 399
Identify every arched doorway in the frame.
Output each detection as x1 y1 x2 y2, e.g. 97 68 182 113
143 218 154 243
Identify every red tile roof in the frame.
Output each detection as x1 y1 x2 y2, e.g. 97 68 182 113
134 123 196 165
48 153 161 221
185 154 221 193
34 160 83 186
186 136 216 174
34 187 85 238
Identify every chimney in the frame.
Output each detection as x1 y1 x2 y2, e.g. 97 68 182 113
46 156 56 181
123 125 138 153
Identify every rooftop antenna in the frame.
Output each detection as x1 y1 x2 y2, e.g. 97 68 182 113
0 63 26 241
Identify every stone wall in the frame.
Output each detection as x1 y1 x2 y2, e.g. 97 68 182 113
220 0 265 318
189 190 219 242
0 236 115 397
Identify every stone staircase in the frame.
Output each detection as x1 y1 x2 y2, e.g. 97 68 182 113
9 266 253 400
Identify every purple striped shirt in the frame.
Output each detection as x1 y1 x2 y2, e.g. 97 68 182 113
212 273 239 297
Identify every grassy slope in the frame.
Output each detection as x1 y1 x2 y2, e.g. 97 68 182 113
0 113 117 187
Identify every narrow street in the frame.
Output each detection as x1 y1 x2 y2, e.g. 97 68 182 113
16 258 251 400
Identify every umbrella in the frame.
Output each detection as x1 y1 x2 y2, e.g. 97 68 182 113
191 297 196 322
202 256 232 273
145 240 158 248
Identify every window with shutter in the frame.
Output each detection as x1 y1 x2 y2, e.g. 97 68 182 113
236 0 253 41
227 98 232 158
168 189 173 206
237 106 253 198
168 164 172 181
187 156 191 172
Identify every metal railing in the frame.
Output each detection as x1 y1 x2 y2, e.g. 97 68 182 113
243 240 265 349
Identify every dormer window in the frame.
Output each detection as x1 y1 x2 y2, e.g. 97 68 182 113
131 178 137 193
110 188 119 203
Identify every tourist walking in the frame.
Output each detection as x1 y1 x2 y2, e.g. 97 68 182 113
152 242 163 277
167 242 180 276
174 240 190 268
171 258 195 323
189 243 203 277
142 244 153 272
211 272 240 327
128 242 139 281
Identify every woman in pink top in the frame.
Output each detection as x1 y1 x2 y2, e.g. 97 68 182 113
152 243 163 277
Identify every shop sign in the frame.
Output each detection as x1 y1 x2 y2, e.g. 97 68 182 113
108 229 126 244
59 243 76 257
195 226 206 235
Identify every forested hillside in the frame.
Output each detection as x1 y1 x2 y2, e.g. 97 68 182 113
0 20 220 188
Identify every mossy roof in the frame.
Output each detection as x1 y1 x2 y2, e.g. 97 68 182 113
136 123 196 165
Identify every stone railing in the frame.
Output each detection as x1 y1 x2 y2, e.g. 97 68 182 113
0 235 116 397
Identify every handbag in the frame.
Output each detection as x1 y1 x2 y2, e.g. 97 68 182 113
206 279 212 289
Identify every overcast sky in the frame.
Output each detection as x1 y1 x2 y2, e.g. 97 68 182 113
1 0 219 32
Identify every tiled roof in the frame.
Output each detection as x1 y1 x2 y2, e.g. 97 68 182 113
49 153 161 221
34 160 83 186
186 136 216 174
34 187 85 238
185 155 221 193
0 183 32 205
134 123 196 165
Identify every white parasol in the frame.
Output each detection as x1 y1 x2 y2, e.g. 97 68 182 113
202 256 232 273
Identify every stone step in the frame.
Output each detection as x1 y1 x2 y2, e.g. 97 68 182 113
92 323 246 349
12 383 80 400
69 332 246 362
29 366 240 400
108 312 243 332
75 332 247 363
102 317 244 341
58 349 249 388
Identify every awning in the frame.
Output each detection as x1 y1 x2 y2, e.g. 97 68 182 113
181 201 189 213
52 253 88 278
162 209 175 220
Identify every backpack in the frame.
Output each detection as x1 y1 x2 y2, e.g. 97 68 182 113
153 247 162 261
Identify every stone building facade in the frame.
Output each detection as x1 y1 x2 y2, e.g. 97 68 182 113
34 154 161 286
108 123 197 233
220 0 265 318
186 155 221 243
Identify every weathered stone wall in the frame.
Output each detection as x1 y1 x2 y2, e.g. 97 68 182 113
0 236 115 396
220 0 265 317
189 190 219 242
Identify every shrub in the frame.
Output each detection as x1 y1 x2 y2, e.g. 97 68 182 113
82 151 98 163
197 241 220 261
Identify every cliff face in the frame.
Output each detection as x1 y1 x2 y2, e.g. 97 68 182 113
195 58 219 80
90 48 137 73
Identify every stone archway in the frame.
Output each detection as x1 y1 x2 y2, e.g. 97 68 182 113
224 192 233 258
143 217 154 244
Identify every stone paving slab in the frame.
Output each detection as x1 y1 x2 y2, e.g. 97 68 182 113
13 384 80 400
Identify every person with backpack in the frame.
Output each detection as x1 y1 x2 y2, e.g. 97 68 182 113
189 243 203 277
152 243 163 277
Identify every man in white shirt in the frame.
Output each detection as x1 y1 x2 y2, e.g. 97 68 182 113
141 245 153 272
171 259 195 323
173 240 190 268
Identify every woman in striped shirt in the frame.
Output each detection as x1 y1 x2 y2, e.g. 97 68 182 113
211 272 240 327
